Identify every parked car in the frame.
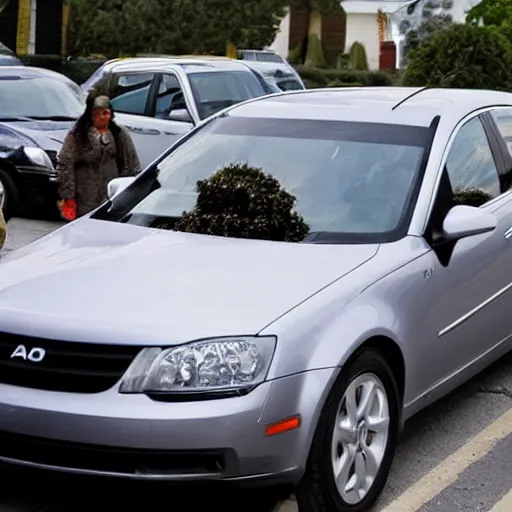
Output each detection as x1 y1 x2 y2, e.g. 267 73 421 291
80 57 276 166
0 42 23 66
0 66 85 219
241 60 306 91
1 86 512 512
238 49 287 64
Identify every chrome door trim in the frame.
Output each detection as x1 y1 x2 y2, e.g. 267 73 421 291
438 278 512 337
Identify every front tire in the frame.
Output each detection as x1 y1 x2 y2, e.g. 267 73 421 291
296 349 400 512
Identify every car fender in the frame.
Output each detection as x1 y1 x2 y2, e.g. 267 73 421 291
261 238 435 406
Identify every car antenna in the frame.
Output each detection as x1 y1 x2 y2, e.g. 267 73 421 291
392 86 429 111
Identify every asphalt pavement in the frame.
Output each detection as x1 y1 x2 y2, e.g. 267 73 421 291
1 218 511 512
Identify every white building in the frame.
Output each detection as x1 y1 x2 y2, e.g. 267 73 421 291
268 0 481 70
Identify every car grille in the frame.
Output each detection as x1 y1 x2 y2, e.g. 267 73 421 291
0 430 228 477
0 332 141 393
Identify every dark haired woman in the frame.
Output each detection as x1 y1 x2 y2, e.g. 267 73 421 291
56 93 141 220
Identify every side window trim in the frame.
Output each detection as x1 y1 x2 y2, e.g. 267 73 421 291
483 108 512 193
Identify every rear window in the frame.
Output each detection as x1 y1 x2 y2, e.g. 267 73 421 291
188 71 266 120
256 52 283 63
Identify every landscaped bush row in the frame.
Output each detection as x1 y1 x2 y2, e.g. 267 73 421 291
21 54 400 89
20 55 106 84
294 65 397 88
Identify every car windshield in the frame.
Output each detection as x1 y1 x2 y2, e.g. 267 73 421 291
97 117 431 243
188 71 266 120
0 76 84 119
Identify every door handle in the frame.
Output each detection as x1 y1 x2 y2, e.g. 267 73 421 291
505 227 512 240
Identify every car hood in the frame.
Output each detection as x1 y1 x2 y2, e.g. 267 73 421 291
0 120 73 153
0 219 379 345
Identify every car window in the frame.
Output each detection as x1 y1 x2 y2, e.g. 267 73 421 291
188 71 266 120
0 76 84 118
445 116 501 207
240 51 256 61
96 117 432 243
274 76 304 91
110 73 153 115
490 108 512 160
256 52 283 63
155 73 188 119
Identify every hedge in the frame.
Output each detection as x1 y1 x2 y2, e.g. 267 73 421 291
20 55 106 84
294 65 395 88
20 55 398 89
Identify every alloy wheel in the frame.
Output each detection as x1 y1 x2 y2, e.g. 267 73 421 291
331 373 390 504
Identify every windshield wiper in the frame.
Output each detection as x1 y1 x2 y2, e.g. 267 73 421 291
0 115 35 122
30 115 77 121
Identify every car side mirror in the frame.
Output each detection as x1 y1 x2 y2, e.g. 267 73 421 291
442 204 497 241
107 176 136 200
168 108 193 123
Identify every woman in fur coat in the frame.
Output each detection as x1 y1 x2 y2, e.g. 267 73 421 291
56 91 141 219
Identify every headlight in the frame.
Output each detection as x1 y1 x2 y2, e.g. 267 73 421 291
24 147 54 169
119 336 276 399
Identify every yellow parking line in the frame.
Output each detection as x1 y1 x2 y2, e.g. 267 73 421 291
490 488 512 512
381 408 512 512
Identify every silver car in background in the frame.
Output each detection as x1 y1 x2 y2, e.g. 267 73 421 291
0 87 511 511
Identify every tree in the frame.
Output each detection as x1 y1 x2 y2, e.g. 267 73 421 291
174 163 310 242
67 0 288 57
401 0 453 66
466 0 512 27
402 24 512 91
67 0 130 58
466 0 512 42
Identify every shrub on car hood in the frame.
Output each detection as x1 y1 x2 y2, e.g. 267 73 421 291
174 163 310 242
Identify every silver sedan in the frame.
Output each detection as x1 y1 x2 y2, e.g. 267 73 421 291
0 87 511 512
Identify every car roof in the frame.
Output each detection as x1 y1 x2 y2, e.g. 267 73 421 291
242 60 298 76
99 56 255 75
239 49 278 54
227 87 512 127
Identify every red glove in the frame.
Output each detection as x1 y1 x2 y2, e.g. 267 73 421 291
61 199 77 221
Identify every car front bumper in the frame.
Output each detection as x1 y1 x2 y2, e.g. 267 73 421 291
15 167 59 216
0 367 336 485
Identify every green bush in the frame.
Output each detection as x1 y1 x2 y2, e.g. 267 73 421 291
402 24 512 90
294 65 394 88
335 53 350 70
19 54 106 84
174 163 309 242
20 54 63 72
348 42 369 71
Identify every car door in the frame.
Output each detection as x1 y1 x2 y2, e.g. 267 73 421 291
109 71 194 169
426 112 512 386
